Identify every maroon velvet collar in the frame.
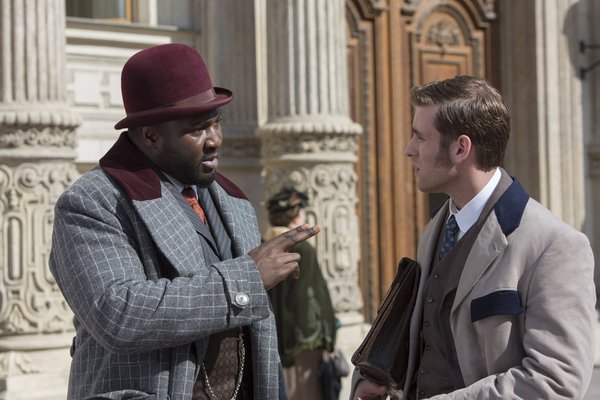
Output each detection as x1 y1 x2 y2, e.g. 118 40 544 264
99 133 248 201
99 133 162 201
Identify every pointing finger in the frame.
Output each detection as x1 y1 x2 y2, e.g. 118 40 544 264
279 224 320 250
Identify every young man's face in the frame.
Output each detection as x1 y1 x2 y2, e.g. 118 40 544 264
405 105 455 194
151 109 223 187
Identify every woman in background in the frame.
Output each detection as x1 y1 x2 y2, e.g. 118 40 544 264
265 187 339 400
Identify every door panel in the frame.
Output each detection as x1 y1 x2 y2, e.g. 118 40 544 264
346 0 496 321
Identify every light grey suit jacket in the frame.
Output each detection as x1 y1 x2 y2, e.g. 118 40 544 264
405 172 597 399
49 134 280 399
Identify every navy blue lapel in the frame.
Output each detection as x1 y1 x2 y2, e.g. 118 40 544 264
493 174 530 236
452 170 530 312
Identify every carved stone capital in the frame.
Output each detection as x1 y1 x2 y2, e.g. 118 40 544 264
257 117 363 136
261 132 358 162
0 109 80 163
0 108 81 128
0 126 77 151
258 117 361 162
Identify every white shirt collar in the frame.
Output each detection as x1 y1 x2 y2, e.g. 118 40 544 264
448 168 501 239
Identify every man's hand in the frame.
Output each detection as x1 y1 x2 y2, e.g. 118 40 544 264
249 224 320 289
353 378 388 400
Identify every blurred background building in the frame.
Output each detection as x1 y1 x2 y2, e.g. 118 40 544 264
0 0 599 399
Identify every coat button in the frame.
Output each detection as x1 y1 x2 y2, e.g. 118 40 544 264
426 296 433 303
234 292 249 307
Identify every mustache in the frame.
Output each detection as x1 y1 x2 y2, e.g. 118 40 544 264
200 151 218 162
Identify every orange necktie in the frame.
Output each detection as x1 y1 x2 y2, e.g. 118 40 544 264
182 187 207 225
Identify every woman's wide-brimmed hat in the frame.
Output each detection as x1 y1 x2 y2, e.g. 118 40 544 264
267 187 309 212
114 43 233 130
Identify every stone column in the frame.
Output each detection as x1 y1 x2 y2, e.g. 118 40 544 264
257 0 363 378
497 0 599 364
196 0 268 228
577 0 600 365
0 0 80 398
498 0 586 228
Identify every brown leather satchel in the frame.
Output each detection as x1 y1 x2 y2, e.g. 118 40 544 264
351 257 421 390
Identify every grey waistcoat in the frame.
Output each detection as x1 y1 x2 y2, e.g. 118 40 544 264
416 174 512 399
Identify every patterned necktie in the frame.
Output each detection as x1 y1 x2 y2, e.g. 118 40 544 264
182 187 207 225
439 214 459 260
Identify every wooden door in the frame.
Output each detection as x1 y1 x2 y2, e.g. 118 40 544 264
346 0 497 321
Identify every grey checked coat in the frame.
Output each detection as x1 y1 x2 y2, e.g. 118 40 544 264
50 133 281 399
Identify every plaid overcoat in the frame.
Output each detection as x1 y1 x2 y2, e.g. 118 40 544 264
50 133 281 399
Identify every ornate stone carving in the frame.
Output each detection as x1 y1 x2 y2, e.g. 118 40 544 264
0 0 79 395
407 0 497 26
477 0 496 20
426 18 462 52
0 162 78 336
261 0 363 318
0 351 40 375
263 164 362 312
261 132 358 158
401 0 420 17
258 118 363 136
0 109 81 128
0 126 77 149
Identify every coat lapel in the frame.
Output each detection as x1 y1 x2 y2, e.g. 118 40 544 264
174 185 220 255
99 132 214 276
451 171 529 314
132 182 207 277
418 205 447 278
197 186 232 259
451 215 507 312
99 132 259 274
208 181 259 257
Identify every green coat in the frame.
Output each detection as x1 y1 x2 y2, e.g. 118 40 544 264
266 226 337 367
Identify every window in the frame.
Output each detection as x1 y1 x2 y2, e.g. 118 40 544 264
66 0 133 22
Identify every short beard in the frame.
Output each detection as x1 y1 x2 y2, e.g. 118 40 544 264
192 170 217 188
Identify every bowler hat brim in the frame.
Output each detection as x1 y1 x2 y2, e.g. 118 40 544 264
114 87 232 130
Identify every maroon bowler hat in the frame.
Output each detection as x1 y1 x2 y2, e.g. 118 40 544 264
114 43 233 130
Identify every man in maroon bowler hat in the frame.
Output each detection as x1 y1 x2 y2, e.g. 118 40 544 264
49 43 318 400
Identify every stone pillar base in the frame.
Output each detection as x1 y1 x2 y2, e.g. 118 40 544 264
595 309 600 366
335 311 370 399
0 334 71 400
